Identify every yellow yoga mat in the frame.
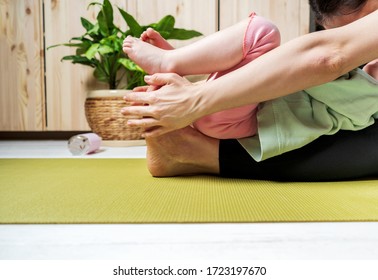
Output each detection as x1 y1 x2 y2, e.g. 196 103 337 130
0 159 378 224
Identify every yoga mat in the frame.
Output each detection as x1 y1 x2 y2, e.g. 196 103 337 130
0 159 378 224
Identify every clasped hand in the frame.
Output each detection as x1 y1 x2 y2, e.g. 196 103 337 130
121 73 201 137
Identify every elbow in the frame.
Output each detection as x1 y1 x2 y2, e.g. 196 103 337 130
316 39 353 81
313 46 347 81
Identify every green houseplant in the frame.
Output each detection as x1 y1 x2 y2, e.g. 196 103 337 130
49 0 202 90
49 0 202 141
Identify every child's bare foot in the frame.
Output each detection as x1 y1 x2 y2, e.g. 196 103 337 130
141 28 174 50
123 36 168 74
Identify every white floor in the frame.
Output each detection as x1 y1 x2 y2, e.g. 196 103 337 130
1 140 378 260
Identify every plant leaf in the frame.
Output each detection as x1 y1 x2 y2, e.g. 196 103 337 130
47 42 84 49
97 0 114 36
102 0 114 30
102 36 123 52
167 28 202 40
86 24 101 41
61 55 96 67
81 17 94 32
94 66 109 83
87 2 102 9
85 43 100 60
155 15 175 33
155 15 175 37
118 58 145 72
98 45 114 55
118 8 143 37
125 71 146 89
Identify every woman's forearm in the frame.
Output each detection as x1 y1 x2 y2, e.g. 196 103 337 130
198 10 378 116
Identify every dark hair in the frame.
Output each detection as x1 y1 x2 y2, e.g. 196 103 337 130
309 0 368 24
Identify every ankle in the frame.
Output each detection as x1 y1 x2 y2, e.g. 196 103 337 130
159 51 179 73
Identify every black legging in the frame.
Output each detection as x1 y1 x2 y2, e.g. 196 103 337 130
219 121 378 181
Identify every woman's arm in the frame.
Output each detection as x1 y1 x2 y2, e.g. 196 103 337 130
122 10 378 137
202 9 378 113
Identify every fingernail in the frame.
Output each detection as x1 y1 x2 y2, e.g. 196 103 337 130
144 75 151 82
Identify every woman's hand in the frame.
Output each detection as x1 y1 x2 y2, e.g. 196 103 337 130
121 73 203 137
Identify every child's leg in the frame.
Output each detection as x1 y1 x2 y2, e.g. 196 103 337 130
193 14 281 139
123 17 251 75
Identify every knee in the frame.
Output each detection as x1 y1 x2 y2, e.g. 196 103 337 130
244 16 281 57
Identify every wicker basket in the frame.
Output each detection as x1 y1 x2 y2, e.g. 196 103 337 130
85 90 144 140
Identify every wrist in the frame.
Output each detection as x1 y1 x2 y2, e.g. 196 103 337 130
189 82 215 123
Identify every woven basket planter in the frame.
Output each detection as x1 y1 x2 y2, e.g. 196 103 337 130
85 90 144 140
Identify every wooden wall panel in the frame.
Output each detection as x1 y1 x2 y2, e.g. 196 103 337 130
125 0 218 48
44 0 129 131
219 0 310 43
0 0 44 131
299 0 311 35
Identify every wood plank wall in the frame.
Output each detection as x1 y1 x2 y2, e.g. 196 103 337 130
125 0 218 48
0 0 309 131
0 0 45 131
220 0 310 43
44 0 128 131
